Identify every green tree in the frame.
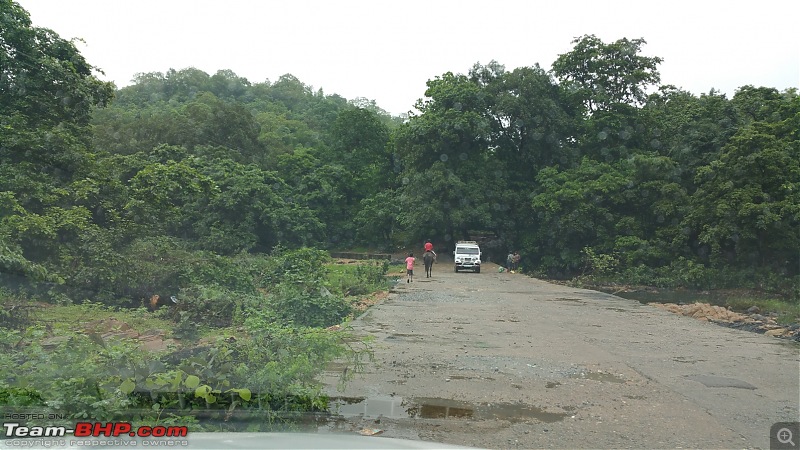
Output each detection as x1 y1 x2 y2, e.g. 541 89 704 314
326 107 392 206
688 92 800 271
552 35 663 113
1 0 114 281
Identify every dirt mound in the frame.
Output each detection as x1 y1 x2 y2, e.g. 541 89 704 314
650 302 800 341
650 302 749 322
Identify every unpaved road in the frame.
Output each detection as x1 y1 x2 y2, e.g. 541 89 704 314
320 263 799 449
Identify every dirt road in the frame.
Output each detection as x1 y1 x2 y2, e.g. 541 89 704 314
320 263 799 449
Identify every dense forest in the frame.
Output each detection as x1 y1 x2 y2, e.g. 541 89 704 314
0 0 798 429
2 7 798 299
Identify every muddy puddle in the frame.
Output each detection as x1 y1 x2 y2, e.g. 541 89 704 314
328 396 570 423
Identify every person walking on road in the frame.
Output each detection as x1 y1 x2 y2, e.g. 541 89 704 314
507 251 515 273
405 252 415 283
512 251 521 272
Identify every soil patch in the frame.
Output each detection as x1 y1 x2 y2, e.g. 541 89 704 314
650 302 800 341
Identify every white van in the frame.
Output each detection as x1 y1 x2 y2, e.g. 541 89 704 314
453 241 481 273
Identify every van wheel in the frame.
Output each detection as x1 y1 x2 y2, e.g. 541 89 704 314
475 267 480 273
454 266 458 273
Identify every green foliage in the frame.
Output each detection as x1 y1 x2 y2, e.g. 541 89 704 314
0 306 371 429
355 261 390 286
3 0 798 429
236 319 371 397
326 261 390 297
687 98 800 271
353 191 401 248
0 288 36 330
582 247 620 277
264 283 351 328
259 247 331 287
157 285 248 331
552 34 663 112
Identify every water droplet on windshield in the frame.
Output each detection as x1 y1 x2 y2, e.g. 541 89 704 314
440 154 449 162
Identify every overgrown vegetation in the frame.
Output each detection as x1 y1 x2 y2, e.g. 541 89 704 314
0 0 797 429
0 250 383 430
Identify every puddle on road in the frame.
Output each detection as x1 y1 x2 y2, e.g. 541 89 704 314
571 371 626 383
329 396 569 423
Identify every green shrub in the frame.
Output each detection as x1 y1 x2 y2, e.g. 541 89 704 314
258 247 330 287
156 285 239 329
582 246 619 277
266 283 351 328
355 261 389 286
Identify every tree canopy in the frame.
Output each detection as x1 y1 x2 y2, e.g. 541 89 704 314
2 1 797 300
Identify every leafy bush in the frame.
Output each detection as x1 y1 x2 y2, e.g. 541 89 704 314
265 283 351 328
355 260 390 286
332 260 389 297
0 322 362 430
257 247 330 287
582 246 619 277
236 318 371 398
154 285 259 331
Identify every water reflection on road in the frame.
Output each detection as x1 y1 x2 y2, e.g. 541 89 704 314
329 396 569 423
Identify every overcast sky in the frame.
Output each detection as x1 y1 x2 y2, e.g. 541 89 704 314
15 0 800 116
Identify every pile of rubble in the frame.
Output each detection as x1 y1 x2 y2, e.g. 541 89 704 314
650 302 800 341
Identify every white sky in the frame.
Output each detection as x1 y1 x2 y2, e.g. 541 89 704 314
15 0 800 116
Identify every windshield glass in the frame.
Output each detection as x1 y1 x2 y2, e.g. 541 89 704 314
456 248 480 255
3 1 799 449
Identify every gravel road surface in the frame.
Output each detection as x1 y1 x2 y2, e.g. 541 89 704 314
320 262 799 449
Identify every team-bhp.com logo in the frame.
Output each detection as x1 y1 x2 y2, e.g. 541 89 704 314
4 421 188 438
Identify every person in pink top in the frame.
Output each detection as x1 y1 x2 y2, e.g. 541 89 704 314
405 252 415 283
